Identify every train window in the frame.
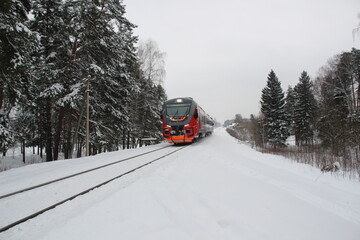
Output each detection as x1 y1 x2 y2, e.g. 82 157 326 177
165 103 191 117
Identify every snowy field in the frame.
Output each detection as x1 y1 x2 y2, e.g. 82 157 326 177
1 128 359 240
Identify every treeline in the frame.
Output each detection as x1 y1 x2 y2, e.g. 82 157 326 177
231 48 360 172
0 0 167 161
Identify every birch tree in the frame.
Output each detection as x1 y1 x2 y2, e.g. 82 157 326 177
137 39 166 85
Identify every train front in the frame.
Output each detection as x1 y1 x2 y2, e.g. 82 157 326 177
162 98 198 144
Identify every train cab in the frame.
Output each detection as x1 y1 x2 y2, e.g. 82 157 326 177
161 97 214 144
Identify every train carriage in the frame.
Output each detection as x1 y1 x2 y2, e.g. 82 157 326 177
161 97 214 144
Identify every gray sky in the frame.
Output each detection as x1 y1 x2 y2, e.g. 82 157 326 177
124 0 360 123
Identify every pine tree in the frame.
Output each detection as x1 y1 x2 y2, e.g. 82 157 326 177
260 70 289 148
1 0 167 159
293 71 317 147
72 0 139 153
27 0 140 158
0 0 37 155
30 0 70 161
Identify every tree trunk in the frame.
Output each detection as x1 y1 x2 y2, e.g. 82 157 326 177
0 87 3 109
77 139 83 158
53 106 65 160
22 139 26 163
132 137 136 148
71 94 87 158
1 88 4 157
127 130 130 149
357 76 360 111
122 129 126 150
40 144 43 159
64 109 74 159
45 100 53 162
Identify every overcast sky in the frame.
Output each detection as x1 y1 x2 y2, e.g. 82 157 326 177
124 0 360 123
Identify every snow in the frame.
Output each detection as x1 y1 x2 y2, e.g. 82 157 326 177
100 39 107 47
15 23 32 36
90 63 105 74
1 128 360 240
40 83 64 98
57 83 82 106
47 52 57 59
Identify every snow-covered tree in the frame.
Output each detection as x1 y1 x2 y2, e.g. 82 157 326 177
67 0 139 154
316 50 360 155
131 39 167 144
260 70 289 148
131 71 166 144
285 86 296 135
1 0 167 159
293 71 317 147
25 0 143 158
0 0 37 155
29 0 70 161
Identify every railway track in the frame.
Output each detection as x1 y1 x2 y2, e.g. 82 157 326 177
0 145 171 200
0 144 189 233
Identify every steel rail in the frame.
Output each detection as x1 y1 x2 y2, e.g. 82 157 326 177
0 145 187 233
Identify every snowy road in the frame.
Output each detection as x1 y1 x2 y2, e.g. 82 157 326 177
1 128 360 240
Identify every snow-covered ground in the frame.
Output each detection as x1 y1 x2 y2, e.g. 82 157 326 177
0 144 43 171
1 128 359 240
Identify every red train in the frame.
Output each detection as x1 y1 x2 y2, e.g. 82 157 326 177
161 97 214 144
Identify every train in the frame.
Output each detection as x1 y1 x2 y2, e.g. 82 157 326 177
161 97 214 144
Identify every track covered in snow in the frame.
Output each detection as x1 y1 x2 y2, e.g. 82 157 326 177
1 128 360 240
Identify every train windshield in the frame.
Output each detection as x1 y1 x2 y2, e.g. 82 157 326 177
165 103 191 117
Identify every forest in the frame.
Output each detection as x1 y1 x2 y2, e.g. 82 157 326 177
227 48 360 175
0 0 167 162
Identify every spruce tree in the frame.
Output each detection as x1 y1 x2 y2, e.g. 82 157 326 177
293 71 317 147
285 86 296 135
260 70 289 148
